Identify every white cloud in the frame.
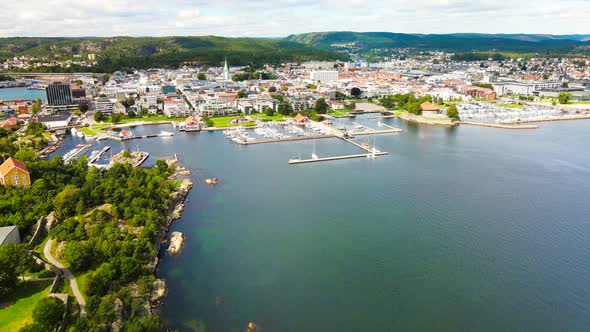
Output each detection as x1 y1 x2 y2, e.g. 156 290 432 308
0 0 587 37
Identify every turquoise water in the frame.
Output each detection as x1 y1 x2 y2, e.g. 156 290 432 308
57 118 590 331
0 87 46 101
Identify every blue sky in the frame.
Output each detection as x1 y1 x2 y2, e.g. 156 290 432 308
0 0 587 37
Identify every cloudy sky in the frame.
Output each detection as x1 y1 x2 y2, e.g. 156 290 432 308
0 0 587 37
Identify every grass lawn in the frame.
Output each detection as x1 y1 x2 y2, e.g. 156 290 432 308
33 237 48 260
79 127 97 136
22 269 54 279
250 113 288 121
209 116 240 128
90 123 109 134
75 270 94 300
497 103 524 109
0 280 53 331
327 109 352 117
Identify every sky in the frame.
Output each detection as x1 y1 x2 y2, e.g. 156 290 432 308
0 0 588 37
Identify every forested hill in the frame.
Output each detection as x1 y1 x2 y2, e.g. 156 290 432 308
0 36 349 72
285 32 590 54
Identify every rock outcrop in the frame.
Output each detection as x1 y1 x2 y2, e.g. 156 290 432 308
167 232 185 256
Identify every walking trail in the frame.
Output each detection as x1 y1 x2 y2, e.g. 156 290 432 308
43 239 86 317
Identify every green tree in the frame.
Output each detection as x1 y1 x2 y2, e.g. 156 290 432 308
201 116 214 127
348 101 356 110
94 111 105 122
315 98 329 114
63 241 92 271
407 102 422 115
197 72 206 80
264 106 275 116
277 101 293 116
32 297 65 331
236 90 246 99
558 92 572 104
111 113 123 123
53 185 81 219
0 243 35 297
25 121 46 137
19 323 45 332
446 104 460 120
335 92 347 100
31 98 42 115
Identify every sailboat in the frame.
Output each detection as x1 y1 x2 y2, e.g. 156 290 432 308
311 140 319 160
371 137 381 153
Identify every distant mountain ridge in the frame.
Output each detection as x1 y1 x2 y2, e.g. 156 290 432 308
0 36 349 72
284 32 590 54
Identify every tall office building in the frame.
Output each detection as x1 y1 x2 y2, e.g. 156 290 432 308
46 83 73 106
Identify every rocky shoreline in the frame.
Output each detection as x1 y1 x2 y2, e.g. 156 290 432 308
148 170 193 313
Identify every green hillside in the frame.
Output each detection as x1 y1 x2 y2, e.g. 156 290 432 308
0 36 350 72
285 32 590 55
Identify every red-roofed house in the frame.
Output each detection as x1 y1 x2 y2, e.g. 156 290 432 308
293 114 308 124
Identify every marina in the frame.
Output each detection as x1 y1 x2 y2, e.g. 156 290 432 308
63 144 91 163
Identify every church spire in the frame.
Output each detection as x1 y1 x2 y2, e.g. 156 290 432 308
223 58 230 80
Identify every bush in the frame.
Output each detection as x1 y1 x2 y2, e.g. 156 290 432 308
31 297 65 331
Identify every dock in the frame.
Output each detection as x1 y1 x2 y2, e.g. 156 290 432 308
288 152 388 164
288 136 389 165
459 121 538 129
239 134 335 145
120 132 174 141
134 152 150 167
64 144 91 163
88 146 111 164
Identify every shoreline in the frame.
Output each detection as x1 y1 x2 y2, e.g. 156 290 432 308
397 112 458 127
148 167 193 313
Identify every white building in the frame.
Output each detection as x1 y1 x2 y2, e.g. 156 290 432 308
310 70 339 83
94 97 117 115
37 114 73 129
492 81 561 96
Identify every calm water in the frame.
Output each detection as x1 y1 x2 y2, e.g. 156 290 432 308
57 118 590 332
0 87 46 101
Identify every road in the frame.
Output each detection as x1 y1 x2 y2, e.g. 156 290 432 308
43 239 86 317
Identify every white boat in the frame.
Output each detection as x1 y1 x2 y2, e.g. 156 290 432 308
312 153 319 160
160 131 174 137
96 135 109 141
367 153 376 159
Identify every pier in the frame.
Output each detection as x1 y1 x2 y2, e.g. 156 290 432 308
239 134 335 145
120 132 174 141
64 144 91 163
288 136 389 165
88 146 111 164
288 152 388 164
459 121 538 129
